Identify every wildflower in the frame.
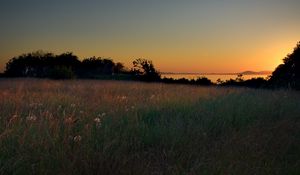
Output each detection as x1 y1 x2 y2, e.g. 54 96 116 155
79 110 84 114
70 104 76 108
94 117 101 123
131 105 135 109
26 114 37 121
97 112 106 117
73 135 82 142
12 114 18 119
94 117 102 127
9 114 19 124
117 95 127 101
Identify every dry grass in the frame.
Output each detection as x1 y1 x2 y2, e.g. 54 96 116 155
0 78 299 175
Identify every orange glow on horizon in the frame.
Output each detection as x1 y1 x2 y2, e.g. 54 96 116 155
0 39 298 74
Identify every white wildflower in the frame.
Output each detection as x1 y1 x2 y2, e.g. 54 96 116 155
98 112 106 117
117 95 127 101
73 135 82 142
9 114 19 124
94 117 102 127
26 114 37 121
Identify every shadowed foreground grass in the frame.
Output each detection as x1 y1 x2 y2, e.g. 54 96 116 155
0 79 299 175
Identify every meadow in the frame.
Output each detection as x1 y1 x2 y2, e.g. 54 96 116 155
0 79 299 175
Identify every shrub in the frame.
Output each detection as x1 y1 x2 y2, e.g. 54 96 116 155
47 66 75 79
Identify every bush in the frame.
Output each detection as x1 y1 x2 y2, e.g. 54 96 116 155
47 66 75 79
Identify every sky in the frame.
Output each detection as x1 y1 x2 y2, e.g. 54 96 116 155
0 0 300 73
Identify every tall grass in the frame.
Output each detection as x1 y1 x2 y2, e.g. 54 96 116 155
0 79 299 175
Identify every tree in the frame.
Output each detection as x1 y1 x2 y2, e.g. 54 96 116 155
4 51 55 77
269 41 300 89
114 62 125 74
79 57 115 78
131 58 160 81
4 51 79 79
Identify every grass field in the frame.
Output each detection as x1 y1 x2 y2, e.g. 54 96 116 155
0 79 299 175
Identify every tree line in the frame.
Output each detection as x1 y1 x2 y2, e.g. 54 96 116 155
4 51 125 79
3 51 160 81
1 41 300 89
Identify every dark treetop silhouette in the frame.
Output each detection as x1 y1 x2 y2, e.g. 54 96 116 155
4 51 127 80
2 41 300 89
4 51 162 82
131 58 161 82
269 41 300 90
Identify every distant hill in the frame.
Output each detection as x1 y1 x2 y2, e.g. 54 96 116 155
162 71 272 75
239 71 272 75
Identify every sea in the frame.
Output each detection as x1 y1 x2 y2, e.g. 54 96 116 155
161 73 271 83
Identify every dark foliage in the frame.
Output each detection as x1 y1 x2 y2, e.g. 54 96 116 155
131 58 161 81
79 57 115 78
243 77 269 88
4 51 80 79
269 42 300 89
4 51 128 79
220 76 268 88
162 77 213 86
47 66 76 79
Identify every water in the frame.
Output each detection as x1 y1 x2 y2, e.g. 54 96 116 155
161 73 270 82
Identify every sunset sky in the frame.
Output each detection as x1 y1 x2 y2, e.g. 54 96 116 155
0 0 299 73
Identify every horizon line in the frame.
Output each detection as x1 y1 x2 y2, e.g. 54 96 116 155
161 71 272 75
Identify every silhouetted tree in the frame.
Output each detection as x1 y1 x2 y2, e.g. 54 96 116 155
236 74 244 82
79 57 117 78
194 77 213 85
4 51 80 78
54 52 81 68
114 62 125 74
161 77 213 86
220 76 268 88
132 58 160 81
269 41 300 89
5 51 55 77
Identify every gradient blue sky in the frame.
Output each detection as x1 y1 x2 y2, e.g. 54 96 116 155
0 0 299 73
